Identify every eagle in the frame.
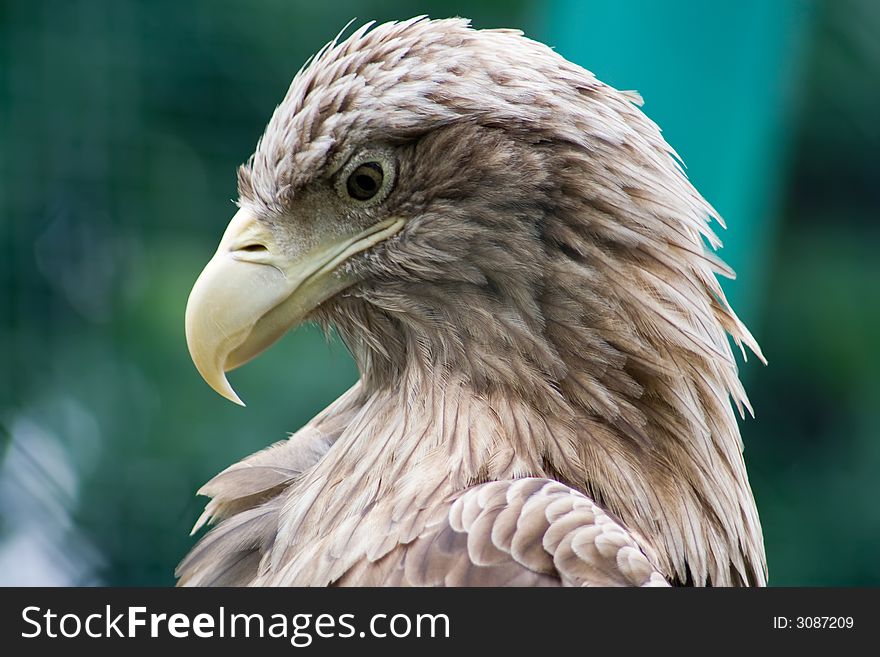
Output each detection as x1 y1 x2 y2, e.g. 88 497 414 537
179 17 766 587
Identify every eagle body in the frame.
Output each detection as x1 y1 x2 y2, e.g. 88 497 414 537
179 18 766 587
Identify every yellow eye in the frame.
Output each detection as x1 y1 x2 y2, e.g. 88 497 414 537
346 162 384 201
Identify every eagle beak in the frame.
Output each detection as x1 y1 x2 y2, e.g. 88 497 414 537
185 208 404 405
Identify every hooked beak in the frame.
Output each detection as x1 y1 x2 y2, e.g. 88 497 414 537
184 208 404 405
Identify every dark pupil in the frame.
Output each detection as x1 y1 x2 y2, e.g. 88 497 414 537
347 162 383 200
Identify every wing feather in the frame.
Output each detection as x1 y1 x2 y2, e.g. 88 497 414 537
335 478 669 587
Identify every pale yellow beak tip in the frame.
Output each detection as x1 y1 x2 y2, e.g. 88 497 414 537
222 386 247 408
202 367 247 407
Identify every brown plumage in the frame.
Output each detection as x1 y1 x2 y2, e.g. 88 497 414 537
179 17 767 587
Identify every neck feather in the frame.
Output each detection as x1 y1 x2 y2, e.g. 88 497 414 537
316 133 766 586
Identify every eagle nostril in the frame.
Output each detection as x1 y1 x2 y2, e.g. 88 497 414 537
239 243 268 253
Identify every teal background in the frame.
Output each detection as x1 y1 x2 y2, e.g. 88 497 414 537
1 0 877 585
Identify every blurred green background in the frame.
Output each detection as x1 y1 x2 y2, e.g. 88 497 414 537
1 0 877 586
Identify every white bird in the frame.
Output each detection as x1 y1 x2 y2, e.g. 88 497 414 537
179 17 766 587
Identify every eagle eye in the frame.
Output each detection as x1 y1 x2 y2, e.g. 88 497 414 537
346 162 384 201
335 148 396 206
